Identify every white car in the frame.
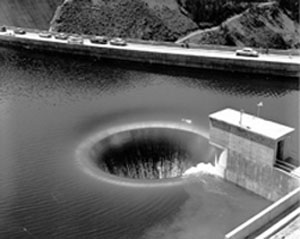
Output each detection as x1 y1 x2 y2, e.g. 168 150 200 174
67 36 83 44
54 33 68 40
236 48 259 57
39 31 52 38
110 37 127 46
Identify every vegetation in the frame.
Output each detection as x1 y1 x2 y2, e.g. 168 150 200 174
51 0 197 41
278 0 299 22
51 0 299 49
179 2 300 49
176 0 268 27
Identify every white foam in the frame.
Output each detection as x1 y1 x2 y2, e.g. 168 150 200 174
182 162 224 178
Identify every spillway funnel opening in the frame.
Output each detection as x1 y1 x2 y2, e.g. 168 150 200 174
89 127 209 180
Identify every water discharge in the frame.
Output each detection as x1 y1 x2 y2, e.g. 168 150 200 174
76 121 216 185
183 162 224 178
143 162 265 239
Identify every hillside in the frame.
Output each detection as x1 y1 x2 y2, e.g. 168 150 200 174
177 2 300 49
50 0 198 41
0 0 62 30
176 0 267 28
0 0 297 50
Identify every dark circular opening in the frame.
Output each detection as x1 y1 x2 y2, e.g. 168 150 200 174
88 127 212 180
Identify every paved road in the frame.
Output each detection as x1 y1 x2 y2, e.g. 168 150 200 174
1 29 299 65
270 216 300 239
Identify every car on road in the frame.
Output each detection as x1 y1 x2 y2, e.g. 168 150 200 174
0 26 7 32
39 31 52 38
90 36 107 44
67 36 84 44
14 28 26 35
110 37 127 46
236 47 259 57
54 33 68 40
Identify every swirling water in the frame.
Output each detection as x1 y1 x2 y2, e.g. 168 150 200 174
0 47 298 239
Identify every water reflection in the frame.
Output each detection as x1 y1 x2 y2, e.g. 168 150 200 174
0 48 298 105
152 66 299 97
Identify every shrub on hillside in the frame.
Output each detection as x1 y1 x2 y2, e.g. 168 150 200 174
177 0 272 27
278 0 299 22
51 0 197 41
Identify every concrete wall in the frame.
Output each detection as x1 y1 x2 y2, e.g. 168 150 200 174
210 117 299 201
0 34 299 77
210 123 276 166
225 153 299 201
225 187 300 239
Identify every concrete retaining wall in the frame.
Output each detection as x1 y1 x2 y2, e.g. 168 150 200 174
225 154 299 201
0 34 299 77
225 187 300 239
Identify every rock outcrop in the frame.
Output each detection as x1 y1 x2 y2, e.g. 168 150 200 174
50 0 198 41
177 2 300 49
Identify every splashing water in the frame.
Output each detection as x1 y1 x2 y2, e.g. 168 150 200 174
142 157 269 239
182 162 224 178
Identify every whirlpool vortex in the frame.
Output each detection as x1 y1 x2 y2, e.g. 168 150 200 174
77 122 214 181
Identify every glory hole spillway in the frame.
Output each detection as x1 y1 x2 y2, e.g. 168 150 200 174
0 2 299 239
88 128 195 180
76 123 216 185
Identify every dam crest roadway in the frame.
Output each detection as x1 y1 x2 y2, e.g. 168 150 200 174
0 26 299 77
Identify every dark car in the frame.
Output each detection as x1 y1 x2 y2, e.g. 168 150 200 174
54 33 68 40
90 36 108 44
0 26 7 32
39 31 52 38
110 37 127 46
14 28 26 35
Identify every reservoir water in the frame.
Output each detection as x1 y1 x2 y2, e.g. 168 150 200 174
0 47 298 239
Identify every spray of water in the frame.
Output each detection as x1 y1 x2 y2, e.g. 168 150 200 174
142 161 236 239
182 162 224 178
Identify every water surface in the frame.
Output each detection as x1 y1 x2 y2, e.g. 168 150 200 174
0 48 298 238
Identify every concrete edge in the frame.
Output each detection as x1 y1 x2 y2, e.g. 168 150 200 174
225 187 300 239
255 207 300 239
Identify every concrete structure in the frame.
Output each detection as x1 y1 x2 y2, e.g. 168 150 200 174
0 27 299 77
209 108 299 201
225 187 300 239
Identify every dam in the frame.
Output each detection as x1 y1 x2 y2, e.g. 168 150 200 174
0 9 299 238
0 41 299 238
0 26 299 77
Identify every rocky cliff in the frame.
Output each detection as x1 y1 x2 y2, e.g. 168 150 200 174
50 0 198 41
177 2 300 49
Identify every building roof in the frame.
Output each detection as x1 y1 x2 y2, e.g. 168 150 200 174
209 108 294 141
